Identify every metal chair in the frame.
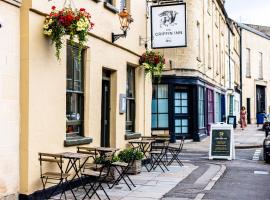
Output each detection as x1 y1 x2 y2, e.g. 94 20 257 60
167 137 185 166
81 152 113 200
39 152 76 200
77 146 100 171
148 139 170 172
109 149 137 190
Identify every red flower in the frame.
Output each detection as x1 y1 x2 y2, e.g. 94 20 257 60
51 6 56 10
80 8 85 12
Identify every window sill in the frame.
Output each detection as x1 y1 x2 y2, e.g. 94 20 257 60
125 132 141 140
103 2 119 14
64 135 92 147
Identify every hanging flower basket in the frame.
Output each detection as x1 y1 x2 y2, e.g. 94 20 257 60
43 6 94 60
139 51 165 80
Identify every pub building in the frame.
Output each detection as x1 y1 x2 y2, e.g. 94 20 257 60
150 0 240 142
18 0 152 197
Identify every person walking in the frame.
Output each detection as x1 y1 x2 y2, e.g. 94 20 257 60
240 106 247 130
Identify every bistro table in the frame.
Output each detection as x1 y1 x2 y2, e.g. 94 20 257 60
58 152 92 199
95 147 119 155
128 139 155 158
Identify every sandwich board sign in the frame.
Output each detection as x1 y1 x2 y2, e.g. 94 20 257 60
209 122 235 160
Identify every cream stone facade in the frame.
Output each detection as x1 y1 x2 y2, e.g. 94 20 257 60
19 0 151 196
239 23 270 124
225 20 241 121
0 0 21 198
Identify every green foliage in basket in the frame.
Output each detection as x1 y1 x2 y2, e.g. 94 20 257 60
118 148 143 163
94 155 119 164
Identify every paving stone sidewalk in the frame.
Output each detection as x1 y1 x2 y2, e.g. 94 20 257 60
55 164 197 200
183 124 265 152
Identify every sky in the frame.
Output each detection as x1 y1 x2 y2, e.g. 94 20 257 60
225 0 270 26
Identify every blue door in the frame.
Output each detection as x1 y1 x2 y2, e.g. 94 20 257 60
174 90 190 139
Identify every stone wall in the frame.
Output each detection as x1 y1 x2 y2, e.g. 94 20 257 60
0 0 20 198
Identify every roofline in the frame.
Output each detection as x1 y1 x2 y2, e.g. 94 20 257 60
237 23 270 40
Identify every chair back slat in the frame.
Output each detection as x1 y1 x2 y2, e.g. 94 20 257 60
39 152 61 158
39 158 63 163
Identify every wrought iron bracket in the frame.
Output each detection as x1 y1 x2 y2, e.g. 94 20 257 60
112 30 127 43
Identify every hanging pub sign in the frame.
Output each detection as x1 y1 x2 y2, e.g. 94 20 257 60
151 3 187 49
209 123 235 160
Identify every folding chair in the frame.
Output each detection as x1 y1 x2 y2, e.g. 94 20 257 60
39 153 76 200
81 152 113 200
167 137 184 166
77 147 100 171
148 139 169 172
109 151 136 190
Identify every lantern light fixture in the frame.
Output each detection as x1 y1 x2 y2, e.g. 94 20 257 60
112 8 133 43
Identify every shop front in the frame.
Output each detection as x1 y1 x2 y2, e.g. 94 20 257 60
152 76 225 142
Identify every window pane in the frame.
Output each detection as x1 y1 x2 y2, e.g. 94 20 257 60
158 99 168 113
152 85 158 99
182 119 188 126
175 127 181 133
152 114 157 128
182 127 188 133
158 85 168 98
152 99 157 113
175 107 181 114
175 119 181 126
175 92 181 99
126 66 135 131
175 100 180 106
158 114 168 127
181 92 188 99
181 100 188 106
182 107 188 114
126 66 135 98
74 58 82 91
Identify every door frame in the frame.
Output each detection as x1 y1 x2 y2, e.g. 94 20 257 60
172 87 191 139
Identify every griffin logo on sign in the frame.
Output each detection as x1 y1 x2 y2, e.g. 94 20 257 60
219 132 224 138
159 10 178 28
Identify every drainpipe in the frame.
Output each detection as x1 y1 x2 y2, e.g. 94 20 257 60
228 26 232 116
239 27 243 107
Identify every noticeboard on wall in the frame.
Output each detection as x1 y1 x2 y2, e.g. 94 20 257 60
209 123 235 160
119 94 126 114
151 3 187 49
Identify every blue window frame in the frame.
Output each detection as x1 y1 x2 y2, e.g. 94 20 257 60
152 84 169 129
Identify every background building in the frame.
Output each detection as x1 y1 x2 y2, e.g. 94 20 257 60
0 0 21 198
225 19 241 124
239 23 270 124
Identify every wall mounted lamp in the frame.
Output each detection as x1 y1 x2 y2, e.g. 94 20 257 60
112 8 133 43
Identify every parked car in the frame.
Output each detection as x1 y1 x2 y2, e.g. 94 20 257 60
263 135 270 163
263 114 270 132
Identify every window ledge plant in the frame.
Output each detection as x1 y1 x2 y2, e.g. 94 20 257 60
43 6 94 60
139 50 165 81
